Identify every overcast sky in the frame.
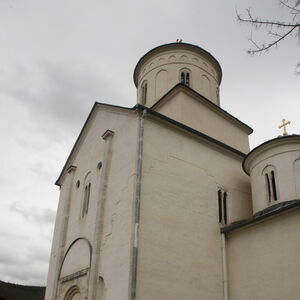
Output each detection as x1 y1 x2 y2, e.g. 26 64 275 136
0 0 299 286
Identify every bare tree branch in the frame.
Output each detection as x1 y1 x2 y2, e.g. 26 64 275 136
237 0 300 72
237 9 299 28
279 1 300 14
247 25 298 54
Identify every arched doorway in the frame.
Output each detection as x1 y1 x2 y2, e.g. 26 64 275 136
64 286 81 300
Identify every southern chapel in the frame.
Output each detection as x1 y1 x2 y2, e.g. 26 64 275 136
45 42 300 300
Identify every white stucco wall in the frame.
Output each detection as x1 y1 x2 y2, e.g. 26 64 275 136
153 89 250 153
45 106 139 300
135 118 251 300
227 208 300 300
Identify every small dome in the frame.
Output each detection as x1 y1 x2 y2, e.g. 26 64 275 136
243 135 300 214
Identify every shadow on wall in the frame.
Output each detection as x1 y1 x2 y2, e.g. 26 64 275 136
0 280 45 300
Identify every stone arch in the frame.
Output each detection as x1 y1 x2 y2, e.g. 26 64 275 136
158 57 165 65
192 57 199 64
201 74 211 99
155 69 168 100
180 55 188 62
64 285 81 300
168 55 176 62
59 237 92 280
293 157 300 197
202 61 208 70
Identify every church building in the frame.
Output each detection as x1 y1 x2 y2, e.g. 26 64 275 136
45 42 300 300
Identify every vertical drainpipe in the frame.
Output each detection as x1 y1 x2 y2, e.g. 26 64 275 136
131 109 147 300
221 232 229 300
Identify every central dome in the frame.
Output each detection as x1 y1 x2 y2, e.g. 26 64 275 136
133 42 222 107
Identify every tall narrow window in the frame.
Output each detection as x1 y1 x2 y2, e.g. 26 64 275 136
186 72 190 86
223 192 227 224
181 72 185 84
271 171 277 201
218 189 222 223
265 173 271 202
141 81 148 105
82 182 91 218
218 189 228 225
180 70 191 87
263 166 278 203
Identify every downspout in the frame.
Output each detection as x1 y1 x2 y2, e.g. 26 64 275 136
221 232 229 300
131 109 147 300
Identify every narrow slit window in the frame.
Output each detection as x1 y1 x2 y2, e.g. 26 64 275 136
82 186 87 218
186 73 190 86
263 166 279 203
223 192 227 225
271 171 277 201
265 173 271 202
181 72 185 84
142 82 147 105
82 183 91 218
86 183 91 214
218 189 228 225
218 189 222 223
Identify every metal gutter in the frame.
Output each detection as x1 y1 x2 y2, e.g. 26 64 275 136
130 109 147 300
221 199 300 234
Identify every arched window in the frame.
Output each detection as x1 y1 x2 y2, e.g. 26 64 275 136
262 165 278 203
180 69 191 87
218 188 228 224
141 81 148 105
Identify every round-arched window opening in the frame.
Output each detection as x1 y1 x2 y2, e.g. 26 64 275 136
97 162 103 171
76 180 80 188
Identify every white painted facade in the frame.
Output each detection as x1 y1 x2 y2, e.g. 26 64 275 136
45 42 300 300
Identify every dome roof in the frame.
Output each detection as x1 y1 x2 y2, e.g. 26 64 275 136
133 42 222 87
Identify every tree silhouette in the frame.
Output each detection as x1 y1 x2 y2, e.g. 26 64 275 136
237 1 300 72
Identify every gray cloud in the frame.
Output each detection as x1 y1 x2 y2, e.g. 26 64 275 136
0 0 299 288
9 202 56 226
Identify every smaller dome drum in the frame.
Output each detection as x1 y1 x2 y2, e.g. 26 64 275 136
243 135 300 214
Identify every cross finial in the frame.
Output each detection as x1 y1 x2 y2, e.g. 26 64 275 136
278 118 291 136
176 39 182 43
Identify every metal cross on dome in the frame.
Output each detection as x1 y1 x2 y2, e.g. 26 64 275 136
278 118 291 136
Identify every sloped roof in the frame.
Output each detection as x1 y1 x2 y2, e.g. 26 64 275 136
55 101 247 186
151 83 253 134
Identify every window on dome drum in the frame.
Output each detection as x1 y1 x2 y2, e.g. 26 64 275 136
180 71 190 86
218 189 228 224
264 167 278 203
141 81 147 105
82 182 91 218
